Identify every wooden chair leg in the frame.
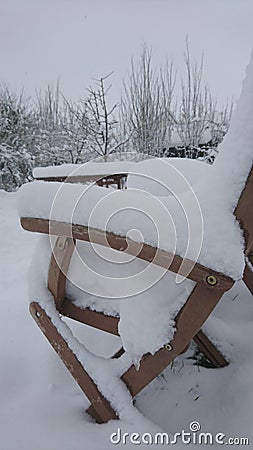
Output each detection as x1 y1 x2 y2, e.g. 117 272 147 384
193 330 228 368
86 405 106 424
112 347 125 359
122 282 227 397
30 301 118 423
48 236 75 309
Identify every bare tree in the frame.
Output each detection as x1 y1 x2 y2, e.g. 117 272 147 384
208 100 233 146
84 73 126 161
159 60 177 153
120 46 176 156
33 82 67 165
59 96 90 164
176 41 209 150
176 40 232 159
33 83 91 165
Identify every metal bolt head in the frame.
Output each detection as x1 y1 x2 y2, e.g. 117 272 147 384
164 343 173 351
57 236 67 251
206 275 217 286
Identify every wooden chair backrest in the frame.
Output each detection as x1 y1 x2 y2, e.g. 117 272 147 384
234 165 253 256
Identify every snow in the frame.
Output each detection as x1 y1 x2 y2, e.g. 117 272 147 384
169 127 212 147
1 191 253 449
127 157 210 196
210 51 253 212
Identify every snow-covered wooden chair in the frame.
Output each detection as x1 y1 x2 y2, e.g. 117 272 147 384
18 53 253 423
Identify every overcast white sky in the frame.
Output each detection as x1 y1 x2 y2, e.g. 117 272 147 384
0 0 253 105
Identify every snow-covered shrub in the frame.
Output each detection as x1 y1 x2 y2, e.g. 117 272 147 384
0 87 35 190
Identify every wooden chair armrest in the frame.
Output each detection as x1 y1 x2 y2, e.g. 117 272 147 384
20 216 234 290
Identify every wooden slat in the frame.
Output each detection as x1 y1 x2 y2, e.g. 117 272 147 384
86 405 106 424
122 282 225 397
193 330 228 368
21 217 234 291
48 237 75 309
30 301 118 423
112 347 125 359
61 299 120 336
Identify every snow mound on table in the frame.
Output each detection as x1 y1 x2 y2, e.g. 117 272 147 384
33 161 135 179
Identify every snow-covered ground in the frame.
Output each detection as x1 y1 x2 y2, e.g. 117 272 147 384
1 189 253 449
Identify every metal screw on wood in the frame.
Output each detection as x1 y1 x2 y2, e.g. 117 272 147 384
164 343 173 351
206 275 218 286
57 236 67 251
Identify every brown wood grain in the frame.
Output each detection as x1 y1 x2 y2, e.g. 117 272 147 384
30 301 118 423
